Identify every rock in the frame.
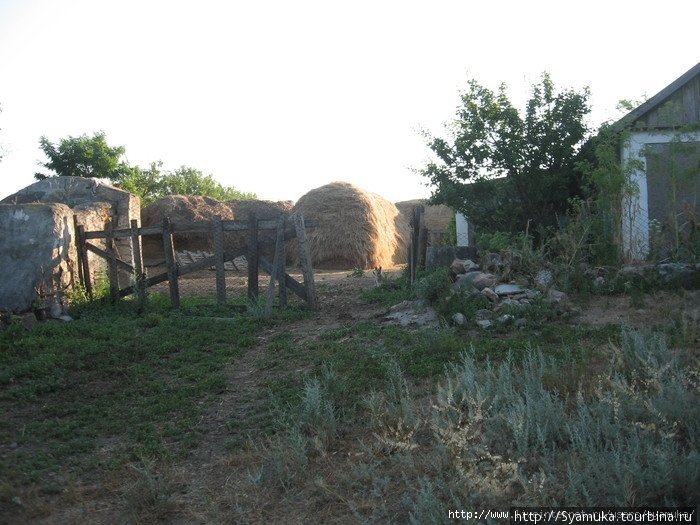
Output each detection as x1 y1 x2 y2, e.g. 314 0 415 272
593 276 606 289
481 287 499 303
524 289 542 300
57 314 73 322
534 269 554 289
452 275 478 293
456 271 497 291
426 247 459 271
451 258 480 275
17 312 38 331
514 318 527 328
476 319 493 329
657 262 700 287
474 309 492 320
494 283 527 296
497 314 515 323
498 298 526 309
452 312 467 326
547 288 569 308
383 300 440 328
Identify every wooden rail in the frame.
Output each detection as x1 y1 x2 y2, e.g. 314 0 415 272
74 214 317 314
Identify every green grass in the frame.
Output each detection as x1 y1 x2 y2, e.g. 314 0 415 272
0 295 307 487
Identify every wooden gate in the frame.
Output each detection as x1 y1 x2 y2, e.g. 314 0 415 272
74 213 317 313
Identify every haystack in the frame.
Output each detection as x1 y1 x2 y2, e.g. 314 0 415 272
291 182 404 269
227 199 294 220
395 200 455 248
141 195 237 261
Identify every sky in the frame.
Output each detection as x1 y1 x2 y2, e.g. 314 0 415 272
0 0 698 204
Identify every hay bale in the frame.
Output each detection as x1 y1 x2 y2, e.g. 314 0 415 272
141 195 237 260
227 199 294 220
291 182 404 269
395 199 455 249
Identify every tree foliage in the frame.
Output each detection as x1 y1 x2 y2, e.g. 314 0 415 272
117 163 257 206
34 131 132 180
422 74 591 237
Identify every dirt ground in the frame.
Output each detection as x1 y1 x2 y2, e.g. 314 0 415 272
12 269 700 523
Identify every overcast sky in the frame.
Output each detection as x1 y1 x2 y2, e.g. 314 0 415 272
0 0 698 204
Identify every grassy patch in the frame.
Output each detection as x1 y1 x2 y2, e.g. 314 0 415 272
0 296 304 490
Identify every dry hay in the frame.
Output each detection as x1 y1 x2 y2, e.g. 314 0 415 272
141 196 294 264
291 181 404 270
395 199 455 248
141 195 237 261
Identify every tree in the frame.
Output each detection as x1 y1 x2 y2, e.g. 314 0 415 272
34 131 132 180
117 163 257 206
422 73 591 238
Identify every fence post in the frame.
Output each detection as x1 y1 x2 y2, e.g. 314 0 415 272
162 217 180 308
409 206 423 285
130 219 146 305
264 216 285 316
76 224 93 299
247 213 259 304
105 221 119 303
293 213 317 309
417 208 427 270
278 217 287 307
212 216 226 306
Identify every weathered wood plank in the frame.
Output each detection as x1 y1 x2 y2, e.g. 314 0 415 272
104 222 119 303
85 243 135 274
212 217 226 305
279 217 287 307
259 256 307 302
293 213 317 309
247 213 259 303
130 219 146 304
162 217 180 308
265 216 285 316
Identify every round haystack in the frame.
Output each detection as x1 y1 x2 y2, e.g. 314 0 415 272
141 195 238 260
227 199 294 220
291 182 404 270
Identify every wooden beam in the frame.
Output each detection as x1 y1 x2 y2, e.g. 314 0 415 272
247 213 259 303
104 222 119 303
85 243 135 274
259 256 307 302
293 213 317 309
265 216 285 316
130 219 146 305
162 217 180 308
212 217 226 305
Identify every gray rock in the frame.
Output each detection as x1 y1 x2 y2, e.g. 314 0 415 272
499 298 525 309
658 262 700 287
452 312 467 326
497 314 515 323
451 258 480 275
384 300 440 328
474 309 492 320
534 269 554 289
426 247 458 271
481 287 499 303
452 275 478 293
476 319 493 329
471 272 497 291
484 253 502 272
547 288 569 308
17 312 38 331
494 283 527 296
514 318 527 328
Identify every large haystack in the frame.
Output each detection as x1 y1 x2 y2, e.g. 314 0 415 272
292 182 404 269
141 195 237 260
228 199 294 220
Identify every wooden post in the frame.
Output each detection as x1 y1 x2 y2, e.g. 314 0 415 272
264 216 285 316
77 224 93 299
293 213 317 309
417 209 427 270
162 217 180 308
130 219 146 305
278 217 287 307
105 221 119 303
247 213 259 303
212 217 226 306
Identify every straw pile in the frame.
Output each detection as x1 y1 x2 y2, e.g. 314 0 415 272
291 182 405 269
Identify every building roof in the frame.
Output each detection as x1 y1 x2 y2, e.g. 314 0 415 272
612 61 700 132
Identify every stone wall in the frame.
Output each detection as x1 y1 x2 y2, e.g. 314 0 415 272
0 204 76 312
1 177 140 286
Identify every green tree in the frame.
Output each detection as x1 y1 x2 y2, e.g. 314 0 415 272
422 73 591 238
34 131 132 180
117 163 256 206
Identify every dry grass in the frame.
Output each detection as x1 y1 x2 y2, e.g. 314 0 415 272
292 181 404 269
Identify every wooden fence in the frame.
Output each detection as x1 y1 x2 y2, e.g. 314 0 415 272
407 205 427 285
73 213 317 313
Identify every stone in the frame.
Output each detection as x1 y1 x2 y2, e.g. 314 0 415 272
494 283 527 296
383 300 440 328
451 258 480 275
499 298 525 309
426 247 458 271
547 288 569 308
497 314 515 323
474 309 492 320
476 319 493 329
0 203 76 312
534 269 554 289
452 312 467 326
524 290 542 300
481 287 499 303
470 272 497 291
514 318 527 328
452 275 478 293
657 262 700 288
